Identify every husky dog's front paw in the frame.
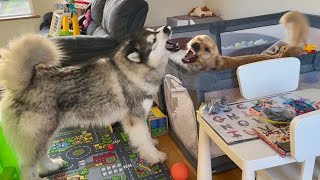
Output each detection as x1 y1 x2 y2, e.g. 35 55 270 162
141 150 167 164
51 158 65 168
152 138 159 146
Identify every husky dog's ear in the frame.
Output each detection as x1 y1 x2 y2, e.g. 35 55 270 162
127 52 141 63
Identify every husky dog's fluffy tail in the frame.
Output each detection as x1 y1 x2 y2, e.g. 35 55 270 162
0 34 63 92
280 11 309 47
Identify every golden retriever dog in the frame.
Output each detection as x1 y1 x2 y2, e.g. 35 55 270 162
182 11 309 71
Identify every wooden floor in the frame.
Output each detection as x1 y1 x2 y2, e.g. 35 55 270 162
155 134 242 180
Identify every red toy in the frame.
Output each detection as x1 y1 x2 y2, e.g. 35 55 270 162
171 162 189 180
107 144 114 151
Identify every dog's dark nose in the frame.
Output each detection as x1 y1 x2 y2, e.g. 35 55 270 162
191 42 201 52
163 25 171 35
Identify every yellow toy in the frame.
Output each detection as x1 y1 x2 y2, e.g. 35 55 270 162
48 0 80 37
304 44 318 53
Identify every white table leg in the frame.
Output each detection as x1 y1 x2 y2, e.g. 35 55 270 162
197 125 212 180
242 170 255 180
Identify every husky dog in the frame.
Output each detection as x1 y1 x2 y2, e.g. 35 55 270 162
182 11 309 71
0 26 180 180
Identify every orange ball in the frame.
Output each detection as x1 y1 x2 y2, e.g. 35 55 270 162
171 162 189 180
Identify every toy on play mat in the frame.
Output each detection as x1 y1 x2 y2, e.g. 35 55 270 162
170 162 189 180
202 96 229 115
48 0 80 37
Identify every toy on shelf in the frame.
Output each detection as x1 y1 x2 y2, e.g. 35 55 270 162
146 106 168 137
189 6 215 18
170 162 189 180
304 44 318 53
48 0 81 37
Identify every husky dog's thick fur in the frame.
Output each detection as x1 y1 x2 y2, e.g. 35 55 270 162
182 11 309 71
0 26 179 180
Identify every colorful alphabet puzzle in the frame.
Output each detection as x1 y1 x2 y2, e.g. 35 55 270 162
201 93 318 145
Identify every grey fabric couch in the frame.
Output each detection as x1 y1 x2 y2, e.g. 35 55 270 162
52 0 148 66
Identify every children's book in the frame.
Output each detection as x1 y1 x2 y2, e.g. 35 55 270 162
253 125 290 157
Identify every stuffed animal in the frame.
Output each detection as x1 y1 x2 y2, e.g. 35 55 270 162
82 9 91 30
189 6 215 18
78 4 91 34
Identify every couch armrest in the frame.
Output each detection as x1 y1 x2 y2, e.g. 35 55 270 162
102 0 149 43
52 35 118 66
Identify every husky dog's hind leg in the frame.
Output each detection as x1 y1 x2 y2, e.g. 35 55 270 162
38 129 65 177
1 111 59 180
0 34 65 179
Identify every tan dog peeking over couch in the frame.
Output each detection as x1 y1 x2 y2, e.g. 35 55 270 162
182 11 309 71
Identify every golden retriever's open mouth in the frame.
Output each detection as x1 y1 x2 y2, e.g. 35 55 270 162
166 41 180 52
182 49 198 63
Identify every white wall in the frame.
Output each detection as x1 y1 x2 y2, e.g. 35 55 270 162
145 0 203 27
206 0 320 20
0 0 64 47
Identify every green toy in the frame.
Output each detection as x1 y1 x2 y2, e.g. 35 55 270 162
0 124 20 180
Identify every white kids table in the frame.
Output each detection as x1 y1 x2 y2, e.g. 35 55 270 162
197 88 320 180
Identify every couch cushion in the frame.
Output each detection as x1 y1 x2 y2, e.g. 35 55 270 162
102 0 148 42
91 0 106 23
86 20 100 35
92 25 108 36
